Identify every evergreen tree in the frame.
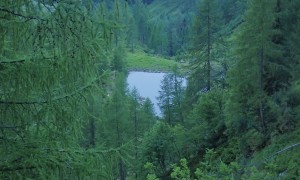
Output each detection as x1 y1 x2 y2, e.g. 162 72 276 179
132 0 150 45
102 73 130 180
220 0 246 24
282 0 300 83
172 66 185 123
112 45 127 72
128 88 157 179
0 0 116 178
187 90 226 151
129 89 156 139
140 122 186 179
141 98 157 129
185 0 221 111
126 15 138 52
226 0 278 136
157 69 185 124
158 74 174 124
128 87 140 179
189 0 220 93
265 0 300 133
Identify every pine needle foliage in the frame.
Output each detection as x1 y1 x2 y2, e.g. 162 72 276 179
0 0 121 178
225 0 278 134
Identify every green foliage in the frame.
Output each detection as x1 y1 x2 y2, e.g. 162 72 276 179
158 69 185 124
144 162 159 180
220 0 246 25
0 0 115 178
193 149 242 180
102 73 130 147
226 0 279 134
239 129 265 156
2 0 300 179
98 72 159 179
133 0 195 55
185 0 230 110
224 0 300 160
242 166 277 180
193 90 224 128
141 98 157 130
126 50 181 72
171 159 191 180
140 122 187 178
112 46 127 72
128 87 157 179
248 126 300 179
185 89 227 157
188 0 222 93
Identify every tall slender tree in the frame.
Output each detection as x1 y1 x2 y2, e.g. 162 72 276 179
158 69 185 124
129 87 140 179
226 0 278 134
141 98 156 129
190 0 220 92
158 74 173 124
102 73 130 180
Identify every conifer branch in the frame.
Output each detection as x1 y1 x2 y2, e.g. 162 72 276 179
0 59 25 64
0 8 43 21
0 125 22 129
0 78 98 105
0 140 133 172
0 57 57 64
0 166 36 172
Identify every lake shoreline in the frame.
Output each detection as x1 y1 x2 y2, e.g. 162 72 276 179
127 68 172 74
127 67 188 75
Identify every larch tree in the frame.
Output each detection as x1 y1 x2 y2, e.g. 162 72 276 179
185 0 221 111
172 66 185 123
282 0 300 83
158 74 173 124
132 0 150 45
0 0 118 178
128 87 140 179
158 69 185 125
128 89 157 179
101 73 131 180
189 0 220 93
226 0 278 134
266 0 300 133
141 98 156 130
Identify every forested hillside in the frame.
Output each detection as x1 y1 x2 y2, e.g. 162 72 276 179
0 0 299 179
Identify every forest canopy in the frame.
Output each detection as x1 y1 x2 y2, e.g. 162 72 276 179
0 0 299 179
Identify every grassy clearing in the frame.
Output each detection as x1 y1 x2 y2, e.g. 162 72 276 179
126 51 181 72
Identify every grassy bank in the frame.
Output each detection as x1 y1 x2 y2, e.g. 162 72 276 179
126 51 181 72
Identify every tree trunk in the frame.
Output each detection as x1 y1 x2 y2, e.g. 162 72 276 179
119 159 126 180
134 102 138 180
169 29 173 56
167 100 171 124
259 46 266 133
115 93 126 180
207 3 211 91
115 31 119 47
89 118 95 147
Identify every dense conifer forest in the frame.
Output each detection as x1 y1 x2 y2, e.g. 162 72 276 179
0 0 299 179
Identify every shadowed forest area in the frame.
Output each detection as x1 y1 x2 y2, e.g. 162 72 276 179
0 0 300 179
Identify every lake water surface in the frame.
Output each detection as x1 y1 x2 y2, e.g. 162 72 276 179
127 71 165 116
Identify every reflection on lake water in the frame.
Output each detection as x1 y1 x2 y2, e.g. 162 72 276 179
127 71 187 116
127 71 166 116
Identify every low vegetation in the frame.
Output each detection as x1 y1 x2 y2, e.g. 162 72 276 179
126 50 181 72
